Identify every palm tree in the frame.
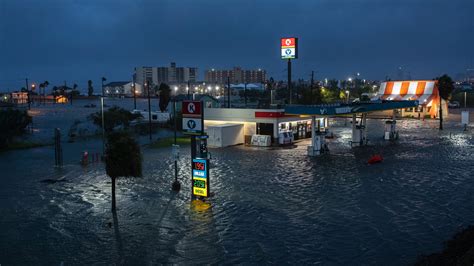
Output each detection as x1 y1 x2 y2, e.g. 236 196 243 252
38 83 45 104
105 131 142 211
158 83 171 112
102 77 107 96
437 74 455 130
43 81 49 104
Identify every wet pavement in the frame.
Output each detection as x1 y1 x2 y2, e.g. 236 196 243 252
1 102 474 265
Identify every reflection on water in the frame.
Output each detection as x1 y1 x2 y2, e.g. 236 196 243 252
0 113 474 264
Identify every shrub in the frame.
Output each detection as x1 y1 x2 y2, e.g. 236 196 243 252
0 108 32 148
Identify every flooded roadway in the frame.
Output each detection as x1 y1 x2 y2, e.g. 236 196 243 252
1 104 474 265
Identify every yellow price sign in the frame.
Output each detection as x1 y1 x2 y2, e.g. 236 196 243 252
193 177 207 197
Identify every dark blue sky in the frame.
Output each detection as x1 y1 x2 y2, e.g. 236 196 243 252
1 0 473 92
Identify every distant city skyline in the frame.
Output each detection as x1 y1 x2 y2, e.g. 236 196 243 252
1 0 473 92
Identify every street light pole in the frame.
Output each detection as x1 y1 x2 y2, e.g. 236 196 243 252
172 98 180 191
187 80 190 100
244 83 247 107
101 77 106 156
25 78 30 110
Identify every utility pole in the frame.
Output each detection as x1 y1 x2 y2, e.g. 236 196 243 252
133 75 137 110
187 80 191 100
244 83 247 107
439 95 443 130
147 80 152 141
311 71 314 104
288 59 292 104
101 77 106 156
25 78 30 110
227 76 231 108
172 98 180 191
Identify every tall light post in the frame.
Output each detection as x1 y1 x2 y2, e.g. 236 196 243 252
187 80 191 99
171 95 180 191
101 77 107 156
31 84 36 105
25 78 30 110
345 90 350 104
215 85 219 97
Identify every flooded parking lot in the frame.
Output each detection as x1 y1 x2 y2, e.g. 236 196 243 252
1 103 474 265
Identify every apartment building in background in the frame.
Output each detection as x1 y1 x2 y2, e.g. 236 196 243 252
134 63 198 85
205 67 266 84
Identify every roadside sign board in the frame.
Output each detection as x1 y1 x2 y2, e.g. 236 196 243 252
182 101 202 117
182 118 203 134
172 144 180 161
192 158 209 197
281 37 298 59
182 100 204 135
461 111 469 125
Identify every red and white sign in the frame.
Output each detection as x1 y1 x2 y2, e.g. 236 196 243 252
255 111 285 118
281 38 296 48
281 37 298 59
182 101 202 117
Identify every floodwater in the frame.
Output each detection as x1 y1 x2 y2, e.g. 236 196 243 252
1 101 474 265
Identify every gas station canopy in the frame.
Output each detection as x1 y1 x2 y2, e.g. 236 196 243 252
284 100 419 116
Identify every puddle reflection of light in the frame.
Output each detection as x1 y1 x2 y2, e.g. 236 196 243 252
444 134 471 147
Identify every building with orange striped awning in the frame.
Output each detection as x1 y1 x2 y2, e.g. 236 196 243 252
373 80 448 119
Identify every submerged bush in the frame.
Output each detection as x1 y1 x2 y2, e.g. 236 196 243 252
0 108 32 148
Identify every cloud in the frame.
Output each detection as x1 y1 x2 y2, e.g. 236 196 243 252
1 0 473 90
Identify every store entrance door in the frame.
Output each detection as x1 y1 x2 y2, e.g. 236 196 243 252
257 123 274 142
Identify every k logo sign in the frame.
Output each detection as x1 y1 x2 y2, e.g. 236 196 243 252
182 101 202 117
187 103 196 114
280 37 298 59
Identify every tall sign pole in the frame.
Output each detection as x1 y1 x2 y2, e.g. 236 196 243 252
288 59 292 104
281 37 298 105
182 100 211 199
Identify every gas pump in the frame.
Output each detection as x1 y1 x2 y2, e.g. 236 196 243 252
191 135 210 159
191 135 211 198
384 120 398 140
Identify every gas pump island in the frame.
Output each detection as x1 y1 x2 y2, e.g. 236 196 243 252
182 100 211 199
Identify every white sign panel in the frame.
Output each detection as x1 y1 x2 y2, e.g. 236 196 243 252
182 117 202 134
461 111 469 125
172 144 180 161
281 48 296 59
